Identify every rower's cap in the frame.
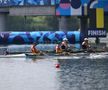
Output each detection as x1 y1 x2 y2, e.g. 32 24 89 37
84 38 88 41
63 38 68 41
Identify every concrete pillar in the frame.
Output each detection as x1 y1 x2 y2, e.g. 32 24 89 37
78 3 88 38
79 16 88 38
59 16 68 31
0 14 6 31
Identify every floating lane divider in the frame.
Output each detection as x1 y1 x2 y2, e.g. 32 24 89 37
0 31 83 44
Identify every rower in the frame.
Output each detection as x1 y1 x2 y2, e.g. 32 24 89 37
31 42 40 54
55 41 62 54
82 38 90 50
61 38 69 51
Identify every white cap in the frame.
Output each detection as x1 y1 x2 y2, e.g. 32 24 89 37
84 38 88 41
63 38 68 41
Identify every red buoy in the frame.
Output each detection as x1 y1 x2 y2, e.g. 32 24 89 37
55 64 60 68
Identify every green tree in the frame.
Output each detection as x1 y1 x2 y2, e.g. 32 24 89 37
6 16 80 31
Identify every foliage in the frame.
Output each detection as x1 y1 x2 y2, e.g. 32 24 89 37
6 16 80 31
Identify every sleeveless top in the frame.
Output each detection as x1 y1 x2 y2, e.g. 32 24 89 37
31 45 39 53
55 44 62 53
61 42 68 50
82 42 88 49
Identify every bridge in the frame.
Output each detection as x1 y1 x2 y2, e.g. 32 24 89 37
0 0 108 38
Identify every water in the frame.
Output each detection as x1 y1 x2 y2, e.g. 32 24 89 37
0 56 108 90
57 58 108 90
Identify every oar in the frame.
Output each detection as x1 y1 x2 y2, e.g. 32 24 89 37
39 50 54 56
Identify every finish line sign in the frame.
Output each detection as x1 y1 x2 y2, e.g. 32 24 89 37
88 28 106 37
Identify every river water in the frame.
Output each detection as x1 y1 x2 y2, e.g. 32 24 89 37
0 55 108 90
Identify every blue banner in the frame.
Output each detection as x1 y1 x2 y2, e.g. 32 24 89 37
0 31 81 44
0 0 11 6
0 0 108 13
0 0 55 6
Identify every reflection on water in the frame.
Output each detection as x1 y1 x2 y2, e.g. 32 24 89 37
0 57 108 90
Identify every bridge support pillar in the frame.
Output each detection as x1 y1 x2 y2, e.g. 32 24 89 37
0 14 7 31
79 16 88 38
59 16 68 31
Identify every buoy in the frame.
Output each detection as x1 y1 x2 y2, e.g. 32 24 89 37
55 64 60 68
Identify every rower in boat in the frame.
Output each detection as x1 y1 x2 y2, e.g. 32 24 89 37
55 41 62 54
82 38 91 51
61 38 69 52
31 42 42 55
82 38 90 49
55 38 71 55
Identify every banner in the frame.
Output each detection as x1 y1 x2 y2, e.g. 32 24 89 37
0 0 55 6
0 0 11 6
56 0 82 16
88 28 106 37
0 31 81 44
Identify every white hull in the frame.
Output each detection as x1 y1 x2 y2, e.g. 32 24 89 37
0 52 108 59
0 54 25 58
25 52 108 60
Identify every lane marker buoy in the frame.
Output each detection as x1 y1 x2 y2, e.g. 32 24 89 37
55 64 60 68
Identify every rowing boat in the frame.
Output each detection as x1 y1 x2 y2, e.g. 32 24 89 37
0 52 107 59
25 53 48 59
0 48 107 59
0 54 25 58
25 50 108 59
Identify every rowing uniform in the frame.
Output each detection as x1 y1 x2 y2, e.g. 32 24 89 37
82 42 89 49
55 44 62 53
61 41 68 50
31 45 39 54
